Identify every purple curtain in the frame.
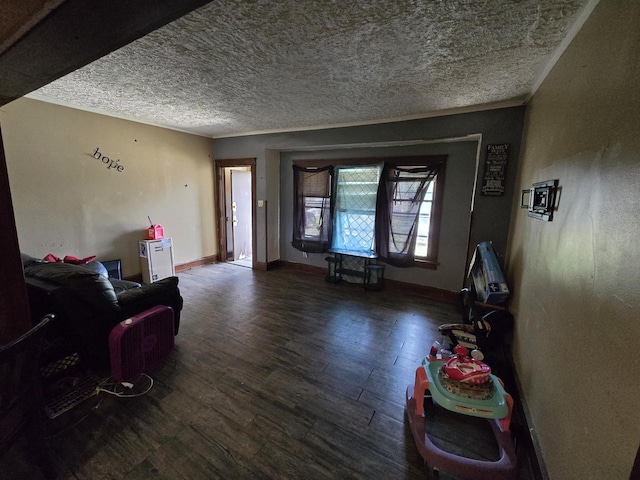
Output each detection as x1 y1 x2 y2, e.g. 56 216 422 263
292 165 333 253
375 162 442 267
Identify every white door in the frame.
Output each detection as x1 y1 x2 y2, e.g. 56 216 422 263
230 170 252 261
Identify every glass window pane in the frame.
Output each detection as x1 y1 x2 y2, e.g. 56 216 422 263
304 197 325 238
332 164 382 253
414 181 434 258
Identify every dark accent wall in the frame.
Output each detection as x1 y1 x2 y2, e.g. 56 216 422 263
213 106 525 292
280 142 477 292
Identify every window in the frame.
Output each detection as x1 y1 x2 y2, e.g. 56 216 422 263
414 179 442 263
331 164 382 255
292 165 333 253
415 166 445 267
414 180 435 259
375 162 444 267
292 156 445 268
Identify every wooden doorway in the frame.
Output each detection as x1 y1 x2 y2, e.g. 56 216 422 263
214 158 257 269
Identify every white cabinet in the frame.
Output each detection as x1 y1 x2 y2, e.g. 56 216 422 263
139 238 175 283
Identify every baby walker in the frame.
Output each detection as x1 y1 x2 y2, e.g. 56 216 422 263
405 344 517 480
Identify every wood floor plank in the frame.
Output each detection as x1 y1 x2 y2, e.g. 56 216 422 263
144 426 232 480
248 440 336 480
3 263 535 479
303 418 423 480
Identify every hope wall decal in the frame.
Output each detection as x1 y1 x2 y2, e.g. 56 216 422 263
91 147 125 172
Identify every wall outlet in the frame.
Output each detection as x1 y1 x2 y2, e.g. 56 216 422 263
257 200 264 207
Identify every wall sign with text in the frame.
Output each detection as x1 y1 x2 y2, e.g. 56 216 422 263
481 143 510 196
91 147 125 173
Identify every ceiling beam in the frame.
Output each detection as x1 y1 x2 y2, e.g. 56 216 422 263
0 0 212 106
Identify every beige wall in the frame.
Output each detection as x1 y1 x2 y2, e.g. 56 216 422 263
506 2 640 479
0 98 216 277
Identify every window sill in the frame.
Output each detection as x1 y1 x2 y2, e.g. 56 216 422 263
413 259 438 270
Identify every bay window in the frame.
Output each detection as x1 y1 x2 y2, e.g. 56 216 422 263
292 156 445 268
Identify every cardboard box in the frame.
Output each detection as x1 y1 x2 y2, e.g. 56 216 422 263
139 238 174 284
468 241 510 304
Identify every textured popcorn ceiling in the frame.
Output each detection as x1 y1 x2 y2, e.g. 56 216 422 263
30 0 592 138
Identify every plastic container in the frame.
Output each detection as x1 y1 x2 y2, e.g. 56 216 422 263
147 224 164 240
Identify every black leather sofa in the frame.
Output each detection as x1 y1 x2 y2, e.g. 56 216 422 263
21 254 183 373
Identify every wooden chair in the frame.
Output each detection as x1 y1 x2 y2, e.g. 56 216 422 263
0 315 56 479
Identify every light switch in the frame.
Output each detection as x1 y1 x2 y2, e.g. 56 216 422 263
257 200 264 207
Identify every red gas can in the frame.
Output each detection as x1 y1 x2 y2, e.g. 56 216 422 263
147 224 164 240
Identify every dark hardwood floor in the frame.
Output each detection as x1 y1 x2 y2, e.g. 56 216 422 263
3 263 535 479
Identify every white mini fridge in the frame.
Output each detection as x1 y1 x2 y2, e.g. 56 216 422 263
139 238 175 283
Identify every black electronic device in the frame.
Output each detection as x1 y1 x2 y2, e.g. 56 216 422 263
520 179 559 221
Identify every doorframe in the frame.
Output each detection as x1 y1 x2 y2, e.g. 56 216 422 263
0 127 32 342
214 158 257 269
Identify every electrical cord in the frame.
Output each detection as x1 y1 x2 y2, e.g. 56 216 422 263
96 373 154 398
43 375 154 439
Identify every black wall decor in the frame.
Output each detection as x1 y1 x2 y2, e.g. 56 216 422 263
520 179 559 221
481 143 510 196
91 147 125 172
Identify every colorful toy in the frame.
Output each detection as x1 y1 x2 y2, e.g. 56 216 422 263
406 345 517 479
443 345 491 385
